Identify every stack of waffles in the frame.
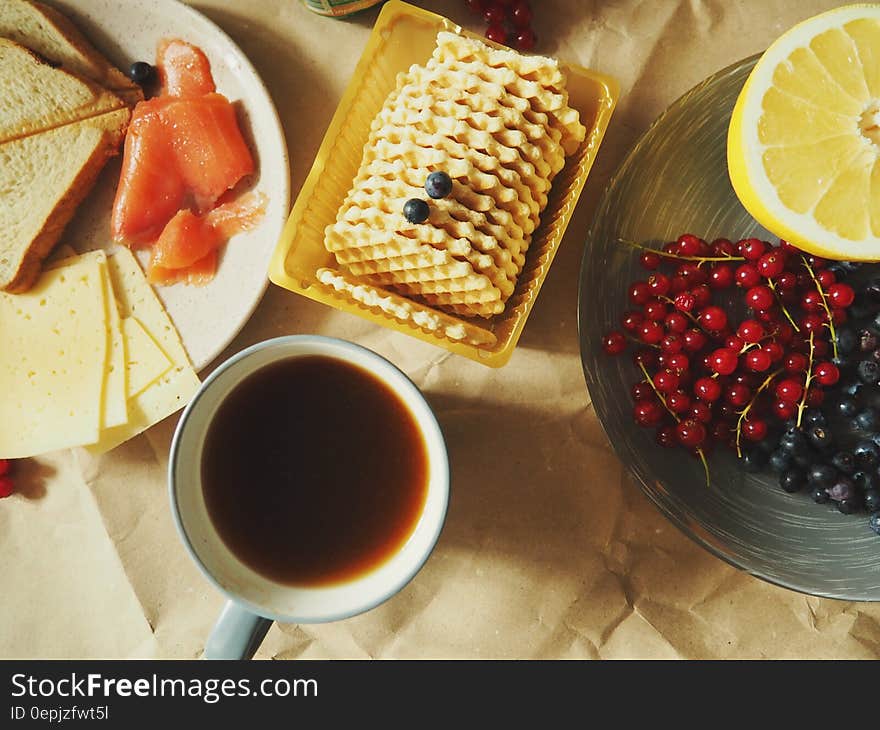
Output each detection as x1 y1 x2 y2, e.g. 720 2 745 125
321 31 586 322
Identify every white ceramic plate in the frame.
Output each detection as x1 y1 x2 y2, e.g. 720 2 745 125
47 0 290 371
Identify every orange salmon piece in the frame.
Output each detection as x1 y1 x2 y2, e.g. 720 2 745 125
111 98 186 245
149 250 218 286
163 94 255 212
150 209 222 270
157 38 215 97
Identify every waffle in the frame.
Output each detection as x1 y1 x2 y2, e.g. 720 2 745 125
322 31 586 320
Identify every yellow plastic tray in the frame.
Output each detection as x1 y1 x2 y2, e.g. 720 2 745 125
269 0 618 367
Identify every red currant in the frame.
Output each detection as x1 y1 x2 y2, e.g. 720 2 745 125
633 348 658 369
689 401 713 424
655 425 677 448
634 399 664 427
670 275 688 293
514 28 536 50
737 319 765 343
660 333 683 354
711 238 736 256
773 399 797 420
745 349 772 372
817 269 836 288
483 3 506 24
0 476 12 499
813 361 840 386
653 369 680 394
647 273 671 297
725 383 752 407
784 352 808 373
691 284 712 308
511 0 533 27
466 0 486 13
621 310 644 332
629 281 652 306
801 289 823 312
757 251 785 278
682 329 707 352
0 459 9 477
742 417 768 442
664 311 688 333
800 314 825 334
631 382 654 401
709 348 739 376
699 305 728 331
674 292 696 312
735 264 761 288
640 251 661 270
643 299 667 321
725 335 745 352
775 378 804 403
709 264 734 289
667 390 692 413
676 418 707 448
827 283 855 308
737 238 766 260
694 376 722 402
677 234 703 256
485 23 508 44
666 353 690 373
639 320 664 344
775 271 797 291
745 285 774 311
678 264 708 287
602 331 626 355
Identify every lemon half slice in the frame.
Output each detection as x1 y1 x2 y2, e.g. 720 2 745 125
728 4 880 260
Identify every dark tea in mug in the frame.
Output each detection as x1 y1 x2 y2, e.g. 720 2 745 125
200 355 429 586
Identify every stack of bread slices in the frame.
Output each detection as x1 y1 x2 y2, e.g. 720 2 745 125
0 0 141 293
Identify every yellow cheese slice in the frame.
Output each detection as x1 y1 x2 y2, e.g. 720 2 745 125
122 316 172 398
87 248 200 454
0 256 106 458
46 249 128 429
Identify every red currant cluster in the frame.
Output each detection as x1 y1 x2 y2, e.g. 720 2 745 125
465 0 536 51
602 235 855 464
0 459 13 498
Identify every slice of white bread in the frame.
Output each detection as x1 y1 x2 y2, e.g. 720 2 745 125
0 38 128 144
0 0 142 107
0 108 130 292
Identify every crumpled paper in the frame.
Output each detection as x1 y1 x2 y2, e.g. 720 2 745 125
4 0 880 659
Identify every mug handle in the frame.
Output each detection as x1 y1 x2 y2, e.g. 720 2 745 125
203 601 273 660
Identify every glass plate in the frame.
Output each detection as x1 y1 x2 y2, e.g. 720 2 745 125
578 55 880 601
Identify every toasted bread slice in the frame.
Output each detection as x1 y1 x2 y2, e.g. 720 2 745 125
0 38 128 144
0 108 130 292
0 0 142 107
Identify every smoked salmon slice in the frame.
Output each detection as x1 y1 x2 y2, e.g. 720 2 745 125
157 39 215 97
148 192 267 284
110 37 258 280
110 98 186 245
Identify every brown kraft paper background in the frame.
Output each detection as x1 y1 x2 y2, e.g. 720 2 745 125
4 0 880 659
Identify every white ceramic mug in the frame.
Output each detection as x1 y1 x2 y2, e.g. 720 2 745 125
169 335 449 659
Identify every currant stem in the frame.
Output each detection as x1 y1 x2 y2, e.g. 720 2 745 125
766 278 801 333
618 238 746 263
800 256 838 360
638 361 711 487
795 331 815 429
734 368 783 458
